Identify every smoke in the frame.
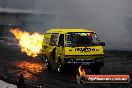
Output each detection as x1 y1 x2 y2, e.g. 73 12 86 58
0 0 132 50
30 0 132 50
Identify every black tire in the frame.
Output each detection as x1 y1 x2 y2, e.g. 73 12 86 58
57 61 64 73
91 67 100 74
44 57 51 70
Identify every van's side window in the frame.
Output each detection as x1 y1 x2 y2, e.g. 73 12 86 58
49 33 58 46
44 38 49 44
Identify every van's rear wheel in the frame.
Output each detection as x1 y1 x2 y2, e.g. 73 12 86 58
44 58 51 70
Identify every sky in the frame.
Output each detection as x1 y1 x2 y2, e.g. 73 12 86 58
0 0 132 50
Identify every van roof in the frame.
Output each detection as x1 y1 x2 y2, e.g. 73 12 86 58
46 28 93 33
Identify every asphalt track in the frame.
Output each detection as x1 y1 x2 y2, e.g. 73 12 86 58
0 41 132 88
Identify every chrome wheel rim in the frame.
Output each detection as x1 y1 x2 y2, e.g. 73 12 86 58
44 59 48 69
57 64 61 72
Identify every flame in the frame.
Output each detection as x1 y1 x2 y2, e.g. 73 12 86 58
10 28 44 57
16 61 44 79
78 65 86 76
17 61 44 73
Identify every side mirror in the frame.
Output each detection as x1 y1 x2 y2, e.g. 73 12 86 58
99 42 105 46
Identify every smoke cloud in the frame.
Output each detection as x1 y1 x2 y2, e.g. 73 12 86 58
0 0 132 50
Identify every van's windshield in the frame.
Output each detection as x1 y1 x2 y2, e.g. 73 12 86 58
66 32 100 47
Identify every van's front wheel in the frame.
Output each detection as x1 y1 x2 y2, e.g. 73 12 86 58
44 58 51 70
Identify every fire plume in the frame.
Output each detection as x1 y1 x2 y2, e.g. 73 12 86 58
16 61 44 79
78 65 86 76
10 28 44 57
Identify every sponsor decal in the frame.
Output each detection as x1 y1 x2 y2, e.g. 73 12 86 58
69 49 73 51
75 47 99 52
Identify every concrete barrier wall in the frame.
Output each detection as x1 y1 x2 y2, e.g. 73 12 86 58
0 80 17 88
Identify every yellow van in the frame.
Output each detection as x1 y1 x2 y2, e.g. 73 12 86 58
42 29 105 74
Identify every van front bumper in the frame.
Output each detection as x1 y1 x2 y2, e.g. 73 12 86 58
64 58 104 68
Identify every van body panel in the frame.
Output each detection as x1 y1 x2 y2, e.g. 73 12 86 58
42 28 105 68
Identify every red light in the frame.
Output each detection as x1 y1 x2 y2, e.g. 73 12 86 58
87 33 93 36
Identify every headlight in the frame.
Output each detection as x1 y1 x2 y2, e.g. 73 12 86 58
95 58 103 62
64 58 76 63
